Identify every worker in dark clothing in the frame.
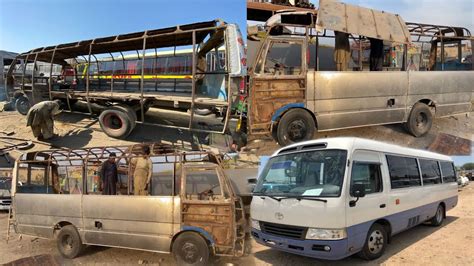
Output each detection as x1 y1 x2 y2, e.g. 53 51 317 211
334 31 351 71
369 38 384 71
100 153 118 195
26 100 61 140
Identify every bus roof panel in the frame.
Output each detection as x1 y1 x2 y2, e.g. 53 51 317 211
317 0 411 44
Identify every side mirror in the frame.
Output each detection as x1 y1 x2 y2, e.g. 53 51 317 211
351 183 366 198
349 183 366 207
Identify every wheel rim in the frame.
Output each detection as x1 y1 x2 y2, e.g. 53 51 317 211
104 113 123 130
180 242 200 264
61 234 74 251
367 230 384 254
415 112 428 130
436 207 443 223
286 119 307 142
16 98 30 114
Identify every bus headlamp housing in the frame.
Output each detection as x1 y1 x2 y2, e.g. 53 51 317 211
251 219 261 230
306 228 347 240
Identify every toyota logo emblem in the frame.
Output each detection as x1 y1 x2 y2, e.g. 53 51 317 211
275 212 284 220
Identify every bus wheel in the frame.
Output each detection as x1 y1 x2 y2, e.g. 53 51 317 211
56 225 85 259
15 96 30 115
111 104 137 130
276 109 315 146
172 232 209 266
99 109 133 139
429 205 445 226
358 223 387 260
405 103 432 137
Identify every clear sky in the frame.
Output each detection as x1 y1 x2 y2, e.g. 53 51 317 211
0 0 246 53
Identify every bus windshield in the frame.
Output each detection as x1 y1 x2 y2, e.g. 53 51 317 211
254 150 347 197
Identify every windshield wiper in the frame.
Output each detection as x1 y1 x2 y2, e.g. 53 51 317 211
286 195 328 203
253 192 289 202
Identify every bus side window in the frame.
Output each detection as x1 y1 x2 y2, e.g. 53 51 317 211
185 167 222 200
150 161 174 196
263 41 302 76
350 162 383 195
419 159 441 185
386 155 421 189
440 161 456 183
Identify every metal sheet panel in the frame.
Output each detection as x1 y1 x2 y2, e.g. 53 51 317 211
317 0 411 43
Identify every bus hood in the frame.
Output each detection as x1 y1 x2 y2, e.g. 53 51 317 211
250 195 346 229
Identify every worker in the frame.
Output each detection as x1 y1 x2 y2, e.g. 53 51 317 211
100 153 119 195
26 100 61 140
334 31 351 71
130 146 153 196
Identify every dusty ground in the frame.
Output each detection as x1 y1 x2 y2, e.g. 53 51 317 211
247 111 474 156
1 185 472 265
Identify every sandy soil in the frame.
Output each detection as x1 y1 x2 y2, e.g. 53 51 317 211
247 111 474 156
1 185 472 265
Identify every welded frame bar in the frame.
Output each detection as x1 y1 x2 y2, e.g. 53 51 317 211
109 52 115 96
221 24 232 134
154 48 158 92
188 30 197 129
85 44 93 114
21 53 30 89
31 53 38 98
48 48 56 102
140 35 148 122
92 54 100 91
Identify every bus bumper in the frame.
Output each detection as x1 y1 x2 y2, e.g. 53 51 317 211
251 229 350 260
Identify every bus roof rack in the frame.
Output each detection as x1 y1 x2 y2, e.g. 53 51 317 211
16 19 225 64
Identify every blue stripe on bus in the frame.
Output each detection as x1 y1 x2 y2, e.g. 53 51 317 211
252 195 457 260
271 103 305 122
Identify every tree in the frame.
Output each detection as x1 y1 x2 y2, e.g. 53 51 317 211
462 163 474 170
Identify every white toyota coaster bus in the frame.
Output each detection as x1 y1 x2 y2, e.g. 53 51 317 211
250 138 458 260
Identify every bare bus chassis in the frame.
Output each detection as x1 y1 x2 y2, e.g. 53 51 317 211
248 1 474 146
10 143 246 264
5 19 246 139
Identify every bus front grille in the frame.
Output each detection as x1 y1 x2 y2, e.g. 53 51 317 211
260 221 307 239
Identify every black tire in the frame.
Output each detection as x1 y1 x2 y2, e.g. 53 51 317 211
358 223 387 260
276 109 316 146
111 104 137 130
172 232 210 266
429 205 445 227
405 103 433 137
15 96 30 115
56 225 85 259
99 108 133 139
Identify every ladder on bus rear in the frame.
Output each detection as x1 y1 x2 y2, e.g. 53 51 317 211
232 197 247 256
6 206 15 243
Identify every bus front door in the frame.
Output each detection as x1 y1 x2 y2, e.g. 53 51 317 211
249 37 307 135
180 164 244 256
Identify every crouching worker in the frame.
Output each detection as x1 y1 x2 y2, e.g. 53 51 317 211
26 100 62 140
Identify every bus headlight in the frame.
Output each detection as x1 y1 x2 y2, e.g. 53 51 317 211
251 219 261 230
306 228 347 240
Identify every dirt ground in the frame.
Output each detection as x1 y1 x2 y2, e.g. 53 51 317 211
247 111 474 156
0 185 472 265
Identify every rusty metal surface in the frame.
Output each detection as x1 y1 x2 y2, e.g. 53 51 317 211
317 0 411 43
428 133 472 156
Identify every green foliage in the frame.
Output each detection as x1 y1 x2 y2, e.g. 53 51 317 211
461 162 474 170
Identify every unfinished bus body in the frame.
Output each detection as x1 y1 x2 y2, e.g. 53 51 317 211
5 19 246 139
10 144 246 265
248 0 474 146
